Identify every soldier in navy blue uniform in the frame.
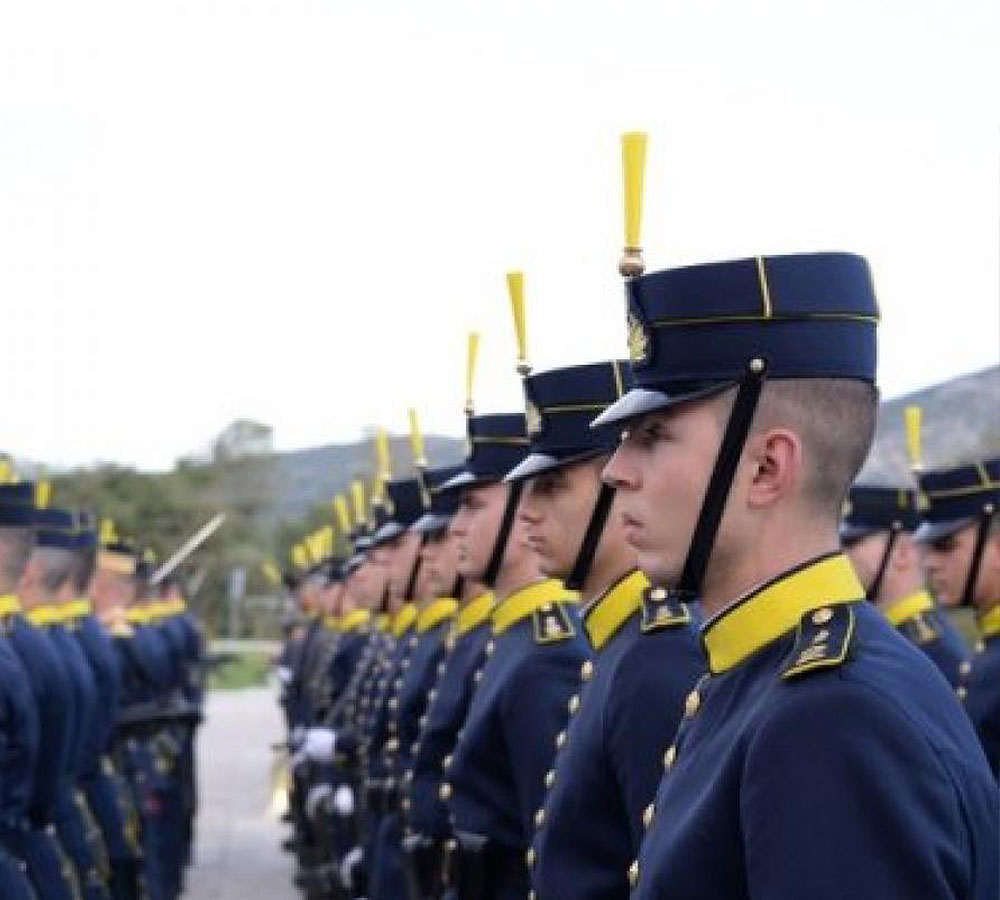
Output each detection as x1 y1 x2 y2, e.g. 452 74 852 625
917 457 1000 777
0 482 47 900
368 470 461 900
841 484 970 685
67 515 144 900
504 359 705 900
21 506 111 900
596 240 999 897
437 411 591 900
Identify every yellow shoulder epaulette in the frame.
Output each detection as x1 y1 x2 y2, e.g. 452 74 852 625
781 604 856 681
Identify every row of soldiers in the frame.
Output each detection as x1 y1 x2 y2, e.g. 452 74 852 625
277 133 999 900
0 481 204 900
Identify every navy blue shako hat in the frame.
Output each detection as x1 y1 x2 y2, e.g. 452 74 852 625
371 478 427 545
841 486 921 544
915 458 1000 545
440 414 530 492
506 360 633 483
35 507 78 549
412 465 465 534
0 482 36 528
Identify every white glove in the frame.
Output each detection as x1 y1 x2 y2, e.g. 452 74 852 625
340 845 364 890
303 727 337 762
305 783 333 821
332 784 355 818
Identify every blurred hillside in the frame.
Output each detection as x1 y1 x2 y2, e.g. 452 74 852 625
12 363 997 639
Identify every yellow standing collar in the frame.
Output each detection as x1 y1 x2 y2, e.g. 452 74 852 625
64 599 93 619
25 604 65 627
0 594 22 617
977 604 1000 640
702 554 863 674
584 570 648 651
492 579 575 635
883 589 934 628
340 608 372 633
391 603 418 638
417 598 459 634
453 592 495 638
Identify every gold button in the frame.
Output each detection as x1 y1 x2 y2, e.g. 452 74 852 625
957 686 968 701
439 783 452 801
581 660 595 681
650 587 667 600
534 808 546 828
428 689 438 701
663 745 676 769
485 640 496 655
568 694 580 715
544 769 556 789
959 660 972 677
402 798 411 812
628 859 639 887
975 640 986 654
555 731 567 750
684 690 700 717
526 847 536 867
443 754 453 770
474 670 483 683
642 803 654 828
812 607 833 625
529 893 536 900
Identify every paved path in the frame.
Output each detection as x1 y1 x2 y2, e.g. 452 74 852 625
184 685 296 900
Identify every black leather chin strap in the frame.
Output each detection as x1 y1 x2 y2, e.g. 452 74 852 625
866 525 901 603
564 483 617 592
403 533 427 603
483 481 525 590
674 360 769 602
960 507 995 608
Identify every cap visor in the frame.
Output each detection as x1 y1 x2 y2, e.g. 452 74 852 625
371 521 405 546
590 383 732 430
412 512 451 534
913 517 976 544
504 448 608 484
438 469 499 494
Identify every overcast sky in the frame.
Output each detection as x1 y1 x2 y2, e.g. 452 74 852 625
2 0 997 471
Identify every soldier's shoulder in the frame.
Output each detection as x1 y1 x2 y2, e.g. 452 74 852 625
780 603 857 682
531 600 578 645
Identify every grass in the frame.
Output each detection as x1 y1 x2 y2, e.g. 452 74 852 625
207 651 273 691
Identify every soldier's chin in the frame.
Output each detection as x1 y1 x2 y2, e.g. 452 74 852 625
457 556 486 583
636 551 679 590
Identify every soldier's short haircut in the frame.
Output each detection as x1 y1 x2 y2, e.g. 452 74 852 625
70 545 98 595
34 545 77 594
748 378 879 517
0 526 33 591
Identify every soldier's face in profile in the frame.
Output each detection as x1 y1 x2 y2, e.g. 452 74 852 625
519 459 603 579
387 531 423 601
923 523 999 608
602 399 723 586
451 482 507 582
422 528 462 598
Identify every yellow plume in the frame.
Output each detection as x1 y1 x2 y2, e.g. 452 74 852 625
465 331 481 415
99 518 118 545
334 494 352 534
291 543 308 570
351 480 367 527
408 408 426 468
261 560 282 586
620 131 648 277
35 480 52 509
375 429 393 481
904 405 923 472
0 459 14 484
506 271 529 376
319 525 334 558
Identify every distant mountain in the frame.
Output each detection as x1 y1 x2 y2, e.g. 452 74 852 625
269 434 465 524
859 364 1000 483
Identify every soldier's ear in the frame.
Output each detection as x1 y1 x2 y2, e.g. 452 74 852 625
744 427 803 512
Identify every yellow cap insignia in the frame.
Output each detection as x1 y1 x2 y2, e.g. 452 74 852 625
627 309 649 365
525 398 542 438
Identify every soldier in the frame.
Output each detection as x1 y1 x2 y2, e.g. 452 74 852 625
506 359 705 900
917 456 1000 776
0 481 47 900
6 486 82 900
22 506 111 900
438 410 591 900
368 464 461 900
841 484 970 685
68 514 145 900
596 246 999 897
